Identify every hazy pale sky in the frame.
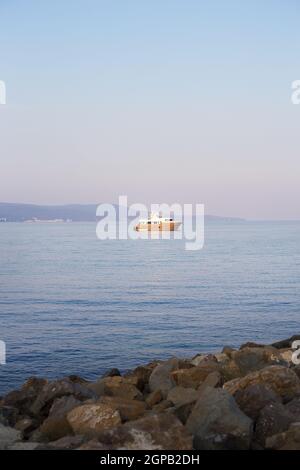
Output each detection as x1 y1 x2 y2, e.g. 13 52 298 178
0 0 299 219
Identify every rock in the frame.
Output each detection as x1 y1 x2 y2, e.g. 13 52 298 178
0 423 21 450
255 403 295 445
271 335 300 349
145 390 163 407
285 397 300 416
231 347 287 377
39 395 81 441
279 349 293 363
2 377 47 416
102 368 121 378
266 423 300 450
87 379 106 397
0 406 19 426
148 358 183 397
167 387 199 406
98 396 147 422
292 365 300 381
190 354 217 366
152 400 173 413
15 417 37 438
67 403 121 437
78 439 108 450
30 378 95 416
224 365 300 402
218 347 287 382
96 413 193 450
169 401 195 425
222 346 236 357
198 371 222 390
124 362 159 392
67 375 90 384
171 361 219 389
219 359 241 381
36 435 86 449
7 442 39 450
240 342 265 349
186 386 253 450
234 384 281 420
102 376 143 401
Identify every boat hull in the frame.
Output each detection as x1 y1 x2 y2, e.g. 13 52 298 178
135 221 181 231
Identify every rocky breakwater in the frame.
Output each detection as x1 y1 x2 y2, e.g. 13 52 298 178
1 335 300 450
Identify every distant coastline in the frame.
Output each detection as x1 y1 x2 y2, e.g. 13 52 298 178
0 202 245 223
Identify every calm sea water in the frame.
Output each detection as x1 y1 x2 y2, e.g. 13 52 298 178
0 221 300 394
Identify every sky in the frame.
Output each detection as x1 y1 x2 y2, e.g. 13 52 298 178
0 0 299 219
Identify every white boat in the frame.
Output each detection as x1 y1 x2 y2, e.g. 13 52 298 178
135 212 181 231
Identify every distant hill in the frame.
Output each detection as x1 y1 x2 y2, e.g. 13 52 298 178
0 202 245 223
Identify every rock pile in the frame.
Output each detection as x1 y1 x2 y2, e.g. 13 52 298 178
1 336 300 450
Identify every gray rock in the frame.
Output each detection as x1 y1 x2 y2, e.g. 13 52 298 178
255 402 295 446
231 347 287 377
266 423 300 450
271 335 300 349
149 358 179 397
167 386 199 406
234 384 281 420
2 377 47 416
0 423 21 450
30 378 94 415
39 395 81 441
186 386 253 450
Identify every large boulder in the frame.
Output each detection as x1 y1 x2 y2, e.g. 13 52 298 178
96 413 193 450
171 361 220 389
224 365 300 402
230 347 287 376
255 403 295 446
186 386 253 450
167 387 199 407
102 376 143 401
271 335 300 349
30 378 95 416
98 396 147 422
148 359 180 397
266 423 300 450
2 377 47 416
39 395 81 441
0 423 21 450
67 403 121 437
234 384 281 420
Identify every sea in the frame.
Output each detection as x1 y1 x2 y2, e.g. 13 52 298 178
0 221 299 394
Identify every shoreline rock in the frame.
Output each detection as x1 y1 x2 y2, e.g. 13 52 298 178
1 336 300 450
